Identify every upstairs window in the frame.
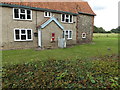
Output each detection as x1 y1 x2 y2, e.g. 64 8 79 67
44 12 52 17
63 30 72 39
14 29 32 41
61 14 73 23
13 8 32 20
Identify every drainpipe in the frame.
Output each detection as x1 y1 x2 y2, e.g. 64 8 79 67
36 11 37 30
92 16 94 41
76 15 79 43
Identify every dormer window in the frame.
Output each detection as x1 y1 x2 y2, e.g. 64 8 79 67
13 8 32 20
44 12 52 17
61 14 73 23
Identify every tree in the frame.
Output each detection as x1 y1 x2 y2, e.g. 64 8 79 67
111 26 120 33
93 26 106 33
106 31 111 33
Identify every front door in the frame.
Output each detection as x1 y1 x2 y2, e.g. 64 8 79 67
38 29 42 47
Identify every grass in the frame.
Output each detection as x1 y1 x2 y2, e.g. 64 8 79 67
2 33 118 66
93 33 118 38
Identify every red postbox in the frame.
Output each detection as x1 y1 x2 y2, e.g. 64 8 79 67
51 33 55 41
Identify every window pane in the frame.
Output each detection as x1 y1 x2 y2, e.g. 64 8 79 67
14 9 19 13
15 30 19 34
70 15 72 22
15 30 20 40
21 9 25 13
66 15 70 22
15 13 19 18
21 30 25 34
62 14 65 21
82 33 86 38
45 12 47 16
14 9 19 18
66 35 68 38
20 14 25 19
27 10 31 19
63 31 65 38
16 35 20 39
66 14 69 18
27 10 31 14
27 30 32 39
66 31 68 35
66 19 69 22
48 12 51 16
83 34 85 37
21 35 26 40
27 15 31 19
65 31 68 38
69 31 72 38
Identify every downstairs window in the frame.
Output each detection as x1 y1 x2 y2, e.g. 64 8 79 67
63 30 72 39
82 32 86 38
14 29 32 41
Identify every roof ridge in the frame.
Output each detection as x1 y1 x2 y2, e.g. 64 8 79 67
0 2 96 16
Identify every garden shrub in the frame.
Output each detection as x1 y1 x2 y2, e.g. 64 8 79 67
2 54 119 88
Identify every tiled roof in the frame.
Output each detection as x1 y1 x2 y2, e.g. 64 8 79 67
1 1 96 16
37 18 50 28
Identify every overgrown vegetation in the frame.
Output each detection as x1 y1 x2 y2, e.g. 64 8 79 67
2 54 119 88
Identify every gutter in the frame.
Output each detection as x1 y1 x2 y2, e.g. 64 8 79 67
78 12 96 16
0 3 78 15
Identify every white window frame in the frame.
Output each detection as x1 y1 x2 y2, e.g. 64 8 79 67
82 32 86 39
61 14 73 23
44 11 52 17
13 8 32 20
14 28 33 41
63 30 73 39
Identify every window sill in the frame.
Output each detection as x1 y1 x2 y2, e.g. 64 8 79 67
61 21 74 24
14 40 33 42
82 38 86 39
44 16 51 18
67 38 72 40
13 18 32 21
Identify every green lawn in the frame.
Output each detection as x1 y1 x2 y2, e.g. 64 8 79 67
2 33 118 66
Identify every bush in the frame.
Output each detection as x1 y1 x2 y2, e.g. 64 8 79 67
2 54 119 88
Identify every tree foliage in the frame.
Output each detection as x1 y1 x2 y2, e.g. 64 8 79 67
94 26 120 33
93 26 106 33
111 26 120 33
